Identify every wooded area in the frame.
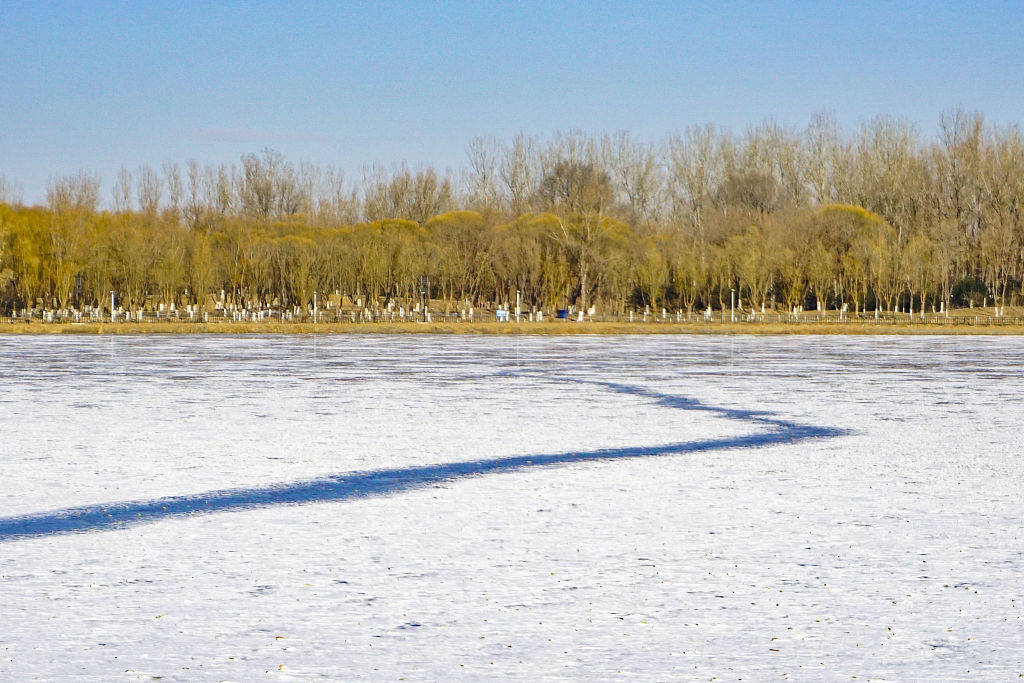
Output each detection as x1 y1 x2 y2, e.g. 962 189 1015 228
2 109 1023 319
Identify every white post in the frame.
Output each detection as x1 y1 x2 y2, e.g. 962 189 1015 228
730 289 735 323
515 290 521 323
110 291 115 322
313 291 318 324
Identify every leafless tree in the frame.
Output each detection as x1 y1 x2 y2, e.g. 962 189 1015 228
0 174 22 205
601 131 663 224
499 133 537 216
466 136 501 211
47 171 100 213
666 125 723 236
136 165 163 216
112 167 133 213
163 161 183 220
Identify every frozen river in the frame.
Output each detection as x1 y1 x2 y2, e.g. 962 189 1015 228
1 334 1022 679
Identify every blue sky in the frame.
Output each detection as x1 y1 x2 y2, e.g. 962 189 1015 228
2 0 1022 203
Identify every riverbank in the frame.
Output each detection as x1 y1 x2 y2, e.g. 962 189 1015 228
3 319 1024 335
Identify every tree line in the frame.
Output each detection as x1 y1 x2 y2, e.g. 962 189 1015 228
1 108 1023 317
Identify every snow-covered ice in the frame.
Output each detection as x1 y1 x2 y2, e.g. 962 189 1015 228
1 334 1022 679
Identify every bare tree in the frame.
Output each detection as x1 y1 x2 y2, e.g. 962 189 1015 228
536 160 612 216
0 174 24 206
112 167 133 213
205 164 235 217
136 165 163 216
602 131 663 225
803 111 843 206
183 160 208 228
163 161 183 221
935 108 985 244
239 150 277 218
499 133 536 216
851 116 924 241
466 136 501 211
666 125 723 236
316 167 360 225
364 165 452 223
47 171 100 213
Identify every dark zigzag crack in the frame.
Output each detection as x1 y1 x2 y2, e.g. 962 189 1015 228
0 378 847 542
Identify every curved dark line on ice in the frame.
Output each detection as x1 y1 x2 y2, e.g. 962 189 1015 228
0 378 848 542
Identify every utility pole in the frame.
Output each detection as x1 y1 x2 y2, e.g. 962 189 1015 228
420 275 429 322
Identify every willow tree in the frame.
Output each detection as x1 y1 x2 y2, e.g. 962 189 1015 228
0 211 12 296
490 216 546 308
46 209 91 309
634 237 669 309
545 212 631 313
426 211 494 306
726 225 774 312
668 236 708 313
775 246 805 312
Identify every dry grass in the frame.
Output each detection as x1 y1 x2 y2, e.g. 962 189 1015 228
3 319 1024 336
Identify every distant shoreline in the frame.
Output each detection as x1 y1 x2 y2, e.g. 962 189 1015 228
3 320 1024 336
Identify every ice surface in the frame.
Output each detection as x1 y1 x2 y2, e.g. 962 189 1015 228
1 334 1022 679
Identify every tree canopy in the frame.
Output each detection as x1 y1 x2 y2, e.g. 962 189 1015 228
3 110 1024 316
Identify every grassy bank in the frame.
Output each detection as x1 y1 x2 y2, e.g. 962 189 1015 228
3 320 1024 335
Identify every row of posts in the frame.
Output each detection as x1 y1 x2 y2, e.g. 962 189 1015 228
22 287 1017 325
